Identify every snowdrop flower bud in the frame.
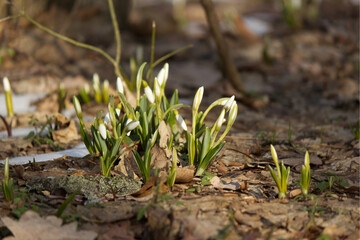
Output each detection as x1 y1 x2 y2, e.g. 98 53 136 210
104 112 111 125
215 109 225 131
157 63 169 88
3 77 10 92
84 83 90 94
304 151 310 167
126 120 139 131
73 96 82 119
228 101 238 124
224 95 235 111
150 128 159 147
93 73 100 90
174 110 187 131
144 86 155 103
116 77 124 94
115 108 120 117
270 144 278 166
99 123 107 139
143 81 155 104
154 77 161 98
193 86 204 112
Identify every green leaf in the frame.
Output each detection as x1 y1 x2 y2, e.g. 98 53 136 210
199 128 211 163
163 104 188 118
196 142 225 176
55 190 79 217
170 90 178 106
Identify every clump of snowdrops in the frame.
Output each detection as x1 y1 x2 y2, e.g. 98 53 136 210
74 63 238 182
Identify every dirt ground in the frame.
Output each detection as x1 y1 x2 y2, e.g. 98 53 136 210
0 0 359 239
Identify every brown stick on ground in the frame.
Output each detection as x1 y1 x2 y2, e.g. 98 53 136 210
200 0 244 92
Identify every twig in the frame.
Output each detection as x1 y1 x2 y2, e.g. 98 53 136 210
22 13 115 66
0 115 12 137
200 0 244 92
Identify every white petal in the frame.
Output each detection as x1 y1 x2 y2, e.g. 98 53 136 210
104 113 111 125
144 86 155 103
99 124 107 139
224 95 235 111
3 77 11 92
216 109 225 130
193 86 204 111
126 120 139 131
73 96 82 116
175 113 187 131
116 77 124 94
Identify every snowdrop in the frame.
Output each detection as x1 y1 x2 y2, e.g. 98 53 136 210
3 77 14 116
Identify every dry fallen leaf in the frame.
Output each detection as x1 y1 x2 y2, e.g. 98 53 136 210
175 166 194 183
2 210 97 240
52 114 80 144
210 176 248 191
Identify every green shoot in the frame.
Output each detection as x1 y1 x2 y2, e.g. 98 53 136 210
79 83 91 104
167 148 177 188
300 151 311 196
1 158 14 202
57 83 67 113
55 190 79 217
92 73 102 103
102 80 110 104
268 145 290 198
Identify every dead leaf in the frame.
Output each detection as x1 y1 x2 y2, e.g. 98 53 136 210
175 166 194 183
150 144 172 170
210 176 248 191
158 120 171 149
289 189 302 198
52 114 80 144
2 210 97 240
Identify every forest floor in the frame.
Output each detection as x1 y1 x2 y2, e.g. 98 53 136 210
0 0 359 239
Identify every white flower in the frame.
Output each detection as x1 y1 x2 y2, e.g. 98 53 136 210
73 96 82 118
157 63 169 88
3 77 11 92
99 123 107 139
126 120 140 131
144 86 155 104
115 108 121 117
84 83 90 94
174 110 187 131
116 77 124 94
228 101 238 124
93 73 100 91
193 86 204 111
154 77 161 98
104 113 111 125
215 109 225 131
224 95 235 111
103 79 109 89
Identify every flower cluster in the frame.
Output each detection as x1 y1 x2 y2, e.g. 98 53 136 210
74 63 239 182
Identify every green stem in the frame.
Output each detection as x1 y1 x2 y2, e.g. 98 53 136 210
148 21 156 85
152 44 193 69
107 0 121 67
